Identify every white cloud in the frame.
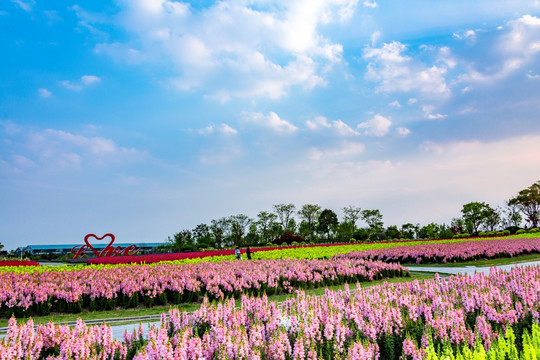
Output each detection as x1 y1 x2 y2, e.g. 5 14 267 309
527 72 540 79
292 134 540 226
38 88 52 98
358 114 392 136
60 75 101 91
422 105 447 120
199 145 242 165
370 31 381 46
81 75 101 85
60 80 82 91
93 0 357 100
407 98 418 104
309 141 365 160
363 1 378 8
388 100 401 108
196 123 238 136
453 29 477 44
363 41 450 97
11 0 34 12
306 116 359 136
242 111 298 133
396 127 410 137
461 15 540 85
1 126 144 173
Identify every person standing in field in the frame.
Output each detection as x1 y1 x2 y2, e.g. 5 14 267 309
246 246 252 260
235 246 242 260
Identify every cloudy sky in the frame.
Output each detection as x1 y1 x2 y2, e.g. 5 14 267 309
1 0 540 250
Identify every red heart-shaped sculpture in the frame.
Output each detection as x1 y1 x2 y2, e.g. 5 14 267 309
84 233 115 257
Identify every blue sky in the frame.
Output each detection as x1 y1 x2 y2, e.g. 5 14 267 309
1 0 540 250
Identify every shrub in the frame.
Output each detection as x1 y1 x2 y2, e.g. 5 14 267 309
280 231 295 245
352 228 369 241
502 230 511 235
516 229 527 235
478 232 487 237
505 226 522 234
529 228 540 233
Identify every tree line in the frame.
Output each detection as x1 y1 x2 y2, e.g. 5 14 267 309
163 180 540 252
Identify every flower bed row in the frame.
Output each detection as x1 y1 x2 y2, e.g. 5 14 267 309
0 258 407 318
0 260 39 267
334 236 540 264
86 233 536 267
3 265 540 359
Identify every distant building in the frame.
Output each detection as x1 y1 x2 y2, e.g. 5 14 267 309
15 242 165 256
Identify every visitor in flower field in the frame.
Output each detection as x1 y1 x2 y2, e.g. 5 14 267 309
235 246 242 260
246 246 252 260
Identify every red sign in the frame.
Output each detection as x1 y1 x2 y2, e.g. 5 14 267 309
71 233 140 259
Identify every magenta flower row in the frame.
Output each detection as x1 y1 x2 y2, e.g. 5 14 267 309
335 237 540 264
0 260 40 267
0 258 406 315
2 265 540 359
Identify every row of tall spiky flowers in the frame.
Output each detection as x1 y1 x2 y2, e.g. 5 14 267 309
2 264 540 359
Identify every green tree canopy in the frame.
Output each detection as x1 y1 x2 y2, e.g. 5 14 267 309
461 201 492 235
361 209 384 236
273 203 296 231
298 204 321 242
342 205 361 233
318 209 339 241
508 181 540 228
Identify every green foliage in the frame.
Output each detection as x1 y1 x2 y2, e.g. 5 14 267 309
516 229 527 234
529 228 540 233
352 228 370 241
385 225 402 240
318 209 339 241
461 201 494 235
298 204 322 242
361 209 384 235
509 180 540 228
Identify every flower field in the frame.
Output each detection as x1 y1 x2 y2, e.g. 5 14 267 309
3 265 540 359
335 236 540 264
0 258 406 318
87 233 537 266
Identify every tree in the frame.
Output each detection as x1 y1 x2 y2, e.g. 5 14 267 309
297 204 321 242
419 223 440 239
257 211 278 244
210 218 229 249
342 206 361 234
170 229 193 251
336 222 354 242
401 223 419 239
503 201 523 228
450 218 465 235
385 225 401 239
483 207 501 232
361 209 384 238
508 181 540 228
244 223 260 246
273 203 297 231
192 224 212 248
228 214 252 246
318 209 339 241
461 202 491 235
